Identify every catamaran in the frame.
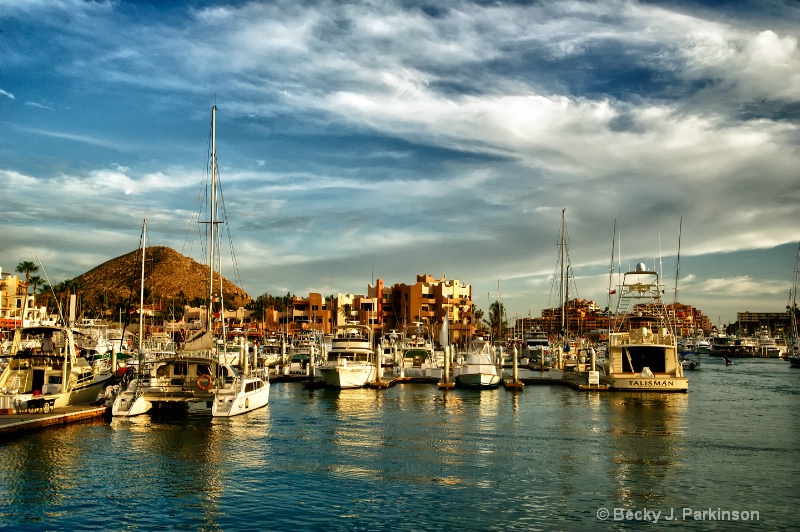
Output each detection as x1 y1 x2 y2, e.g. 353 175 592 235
113 106 269 416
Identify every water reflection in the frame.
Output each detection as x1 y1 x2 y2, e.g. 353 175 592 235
604 393 689 506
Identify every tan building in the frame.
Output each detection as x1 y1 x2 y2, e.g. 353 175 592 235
0 267 49 328
372 275 474 347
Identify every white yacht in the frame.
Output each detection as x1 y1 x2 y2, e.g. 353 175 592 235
602 263 688 392
393 323 442 381
520 327 551 368
453 338 500 388
317 323 377 388
0 324 113 412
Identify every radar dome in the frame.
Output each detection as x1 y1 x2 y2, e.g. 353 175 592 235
635 262 647 272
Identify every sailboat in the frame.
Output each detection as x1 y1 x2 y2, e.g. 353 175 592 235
111 219 155 416
674 218 700 371
113 106 269 416
787 242 800 368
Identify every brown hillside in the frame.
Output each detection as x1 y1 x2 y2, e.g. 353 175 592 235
73 246 252 309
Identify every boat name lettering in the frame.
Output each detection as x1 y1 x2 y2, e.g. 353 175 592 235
627 379 675 387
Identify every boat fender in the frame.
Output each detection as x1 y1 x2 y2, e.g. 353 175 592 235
196 374 213 391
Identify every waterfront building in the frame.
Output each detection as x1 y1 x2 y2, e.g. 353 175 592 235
0 268 49 329
373 275 475 347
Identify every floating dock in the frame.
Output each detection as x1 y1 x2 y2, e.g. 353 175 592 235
0 404 107 436
516 370 611 391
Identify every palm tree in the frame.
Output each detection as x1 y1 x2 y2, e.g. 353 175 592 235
472 305 485 332
27 275 43 299
16 261 38 287
338 303 353 325
483 300 507 341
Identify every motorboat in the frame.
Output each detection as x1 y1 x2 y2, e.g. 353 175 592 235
392 323 443 381
520 327 552 368
0 324 113 412
317 323 377 388
601 263 688 392
453 338 500 388
679 350 701 370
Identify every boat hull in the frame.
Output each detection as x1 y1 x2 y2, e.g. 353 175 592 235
318 365 377 388
455 373 501 388
111 391 153 417
212 379 270 417
602 374 688 392
42 374 113 409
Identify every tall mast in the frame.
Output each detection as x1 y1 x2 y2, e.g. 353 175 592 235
139 218 146 352
673 217 682 304
209 106 217 332
560 208 566 335
792 242 800 345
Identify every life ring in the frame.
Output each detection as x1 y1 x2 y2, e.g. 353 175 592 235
196 374 213 391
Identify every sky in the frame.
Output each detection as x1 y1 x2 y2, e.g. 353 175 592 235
1 0 799 327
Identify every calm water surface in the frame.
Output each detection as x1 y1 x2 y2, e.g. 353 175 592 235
0 356 797 531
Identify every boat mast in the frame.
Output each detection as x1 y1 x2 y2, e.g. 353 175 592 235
140 218 146 353
560 208 566 336
209 106 217 335
791 242 800 351
136 218 146 379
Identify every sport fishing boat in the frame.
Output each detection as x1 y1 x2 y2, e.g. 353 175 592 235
0 324 113 412
453 337 500 388
317 323 377 388
520 327 552 368
602 263 688 392
392 322 442 382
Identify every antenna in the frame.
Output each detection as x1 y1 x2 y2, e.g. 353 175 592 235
607 218 617 312
669 217 683 337
674 217 682 304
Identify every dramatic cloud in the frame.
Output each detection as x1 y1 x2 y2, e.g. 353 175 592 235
1 0 798 324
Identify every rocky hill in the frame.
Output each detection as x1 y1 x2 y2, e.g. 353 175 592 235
73 246 252 309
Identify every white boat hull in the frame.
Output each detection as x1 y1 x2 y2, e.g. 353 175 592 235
111 391 153 417
212 379 270 417
318 365 376 388
455 372 501 388
602 374 688 392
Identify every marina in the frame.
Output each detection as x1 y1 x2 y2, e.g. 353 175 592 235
2 2 799 528
0 355 796 529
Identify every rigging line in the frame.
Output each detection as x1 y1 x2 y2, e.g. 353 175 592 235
36 255 65 325
182 122 214 258
215 172 246 295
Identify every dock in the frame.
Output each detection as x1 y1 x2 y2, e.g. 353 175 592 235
0 404 108 436
516 370 611 391
269 368 611 391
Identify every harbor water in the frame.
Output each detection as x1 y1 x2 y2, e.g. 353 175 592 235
0 357 797 530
